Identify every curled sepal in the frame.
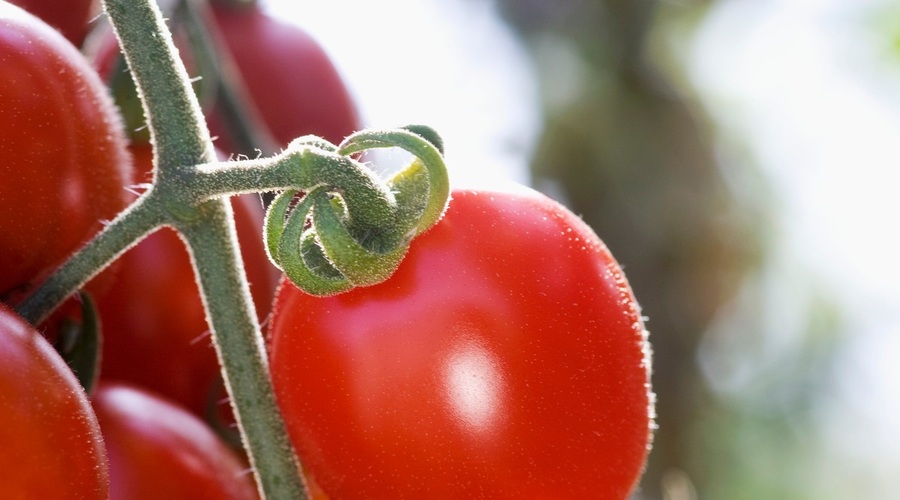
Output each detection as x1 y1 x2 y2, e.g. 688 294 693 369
264 126 451 296
339 126 450 236
311 192 409 286
265 187 352 296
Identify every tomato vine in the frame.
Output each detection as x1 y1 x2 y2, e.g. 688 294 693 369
6 0 653 498
13 0 450 498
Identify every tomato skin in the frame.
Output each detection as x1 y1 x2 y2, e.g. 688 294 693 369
92 383 259 500
8 0 96 46
206 1 361 148
0 3 132 298
0 304 109 499
269 188 653 499
93 144 278 417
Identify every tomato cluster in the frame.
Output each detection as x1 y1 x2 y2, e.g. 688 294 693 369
0 1 354 496
1 1 653 499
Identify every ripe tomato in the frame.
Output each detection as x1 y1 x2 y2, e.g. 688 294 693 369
92 383 259 499
205 1 361 149
7 0 96 46
268 188 654 499
94 144 278 417
0 303 108 499
0 2 132 298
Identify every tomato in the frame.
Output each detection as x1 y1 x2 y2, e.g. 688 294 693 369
93 144 278 417
205 1 360 149
0 303 108 499
92 382 259 499
8 0 96 46
268 188 654 499
0 2 132 298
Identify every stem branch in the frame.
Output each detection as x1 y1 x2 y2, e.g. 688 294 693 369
15 196 164 325
100 1 307 497
178 203 305 498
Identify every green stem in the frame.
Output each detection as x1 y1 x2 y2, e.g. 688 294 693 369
192 148 397 230
211 0 259 8
101 0 306 498
15 195 165 325
103 0 214 173
177 203 305 498
191 153 332 200
177 0 279 156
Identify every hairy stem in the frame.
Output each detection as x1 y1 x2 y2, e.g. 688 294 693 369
177 0 279 156
101 0 306 497
103 0 214 173
15 195 164 325
177 203 305 498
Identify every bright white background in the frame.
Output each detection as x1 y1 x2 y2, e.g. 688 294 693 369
690 0 900 495
263 0 539 189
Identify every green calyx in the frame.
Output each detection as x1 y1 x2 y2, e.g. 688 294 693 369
264 125 450 296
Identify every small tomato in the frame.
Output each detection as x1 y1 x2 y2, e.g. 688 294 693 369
206 1 361 149
7 0 96 46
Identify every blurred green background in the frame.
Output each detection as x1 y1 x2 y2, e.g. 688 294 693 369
488 1 900 498
270 0 900 497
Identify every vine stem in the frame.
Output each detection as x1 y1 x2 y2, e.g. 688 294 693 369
176 203 303 497
176 0 279 156
100 0 307 498
15 195 165 325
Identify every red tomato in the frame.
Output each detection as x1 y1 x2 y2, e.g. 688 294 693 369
0 303 109 499
7 0 96 46
94 144 278 417
92 383 259 500
205 1 360 149
0 2 132 298
268 188 654 499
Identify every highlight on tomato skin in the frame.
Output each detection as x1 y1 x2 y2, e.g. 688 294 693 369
7 0 97 46
0 303 109 499
268 187 654 499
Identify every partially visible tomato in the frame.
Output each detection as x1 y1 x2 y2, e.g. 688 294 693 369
206 1 360 149
93 144 278 417
7 0 96 46
0 303 109 499
0 2 132 298
90 1 359 153
92 383 259 500
269 188 654 499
